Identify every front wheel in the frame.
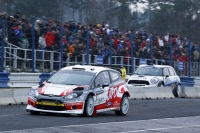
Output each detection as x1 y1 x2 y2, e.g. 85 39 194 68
115 95 129 116
82 95 94 117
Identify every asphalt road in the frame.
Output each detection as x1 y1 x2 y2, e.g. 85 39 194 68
0 98 200 133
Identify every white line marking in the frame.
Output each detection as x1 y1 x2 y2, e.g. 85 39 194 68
0 114 22 117
1 115 200 132
120 125 200 133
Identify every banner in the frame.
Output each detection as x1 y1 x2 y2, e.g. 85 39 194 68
140 58 146 65
97 55 103 65
178 62 184 70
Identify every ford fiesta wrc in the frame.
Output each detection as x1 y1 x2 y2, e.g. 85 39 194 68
26 65 130 117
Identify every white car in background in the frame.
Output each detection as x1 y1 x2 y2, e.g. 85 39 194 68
126 64 182 97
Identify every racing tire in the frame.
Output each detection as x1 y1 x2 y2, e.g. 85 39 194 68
82 95 94 117
174 84 181 97
29 110 40 115
115 94 129 116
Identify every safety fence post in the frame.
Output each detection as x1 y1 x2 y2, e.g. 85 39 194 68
169 37 172 66
109 31 112 65
86 29 90 65
31 23 35 73
188 40 191 77
150 35 153 64
130 34 134 74
59 26 63 69
0 20 5 72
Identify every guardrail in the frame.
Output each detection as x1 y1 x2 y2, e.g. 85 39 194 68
0 72 200 106
0 72 51 88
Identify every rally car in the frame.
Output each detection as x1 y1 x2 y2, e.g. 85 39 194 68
26 65 130 117
126 64 182 97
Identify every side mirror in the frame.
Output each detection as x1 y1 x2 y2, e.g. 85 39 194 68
102 83 109 88
165 75 169 78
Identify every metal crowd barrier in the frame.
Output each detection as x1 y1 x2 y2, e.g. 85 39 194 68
3 43 200 77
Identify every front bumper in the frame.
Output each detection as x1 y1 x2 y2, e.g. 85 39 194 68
27 96 85 114
26 105 84 114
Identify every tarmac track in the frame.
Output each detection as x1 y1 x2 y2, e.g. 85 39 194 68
0 98 200 133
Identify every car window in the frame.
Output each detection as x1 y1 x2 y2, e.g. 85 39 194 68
168 68 176 76
134 66 163 76
47 70 95 85
163 68 170 76
109 71 120 82
95 71 110 87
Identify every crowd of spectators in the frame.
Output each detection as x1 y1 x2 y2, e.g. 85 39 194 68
0 11 200 66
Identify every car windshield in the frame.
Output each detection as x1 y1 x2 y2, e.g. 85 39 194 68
47 70 95 85
134 66 163 76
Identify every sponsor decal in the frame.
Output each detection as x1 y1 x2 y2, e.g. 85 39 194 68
95 96 105 104
107 102 112 106
65 102 83 106
113 101 120 107
107 87 117 101
94 87 104 95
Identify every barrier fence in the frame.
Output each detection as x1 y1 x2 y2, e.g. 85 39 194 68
0 20 199 76
1 72 200 105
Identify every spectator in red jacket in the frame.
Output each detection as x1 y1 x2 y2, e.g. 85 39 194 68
45 30 55 51
178 52 188 76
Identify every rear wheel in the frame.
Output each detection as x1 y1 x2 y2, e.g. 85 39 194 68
115 95 129 116
176 84 182 97
82 95 94 117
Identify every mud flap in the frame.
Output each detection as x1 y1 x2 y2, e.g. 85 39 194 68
92 106 97 116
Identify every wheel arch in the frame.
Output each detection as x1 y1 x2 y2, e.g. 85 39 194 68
124 91 130 97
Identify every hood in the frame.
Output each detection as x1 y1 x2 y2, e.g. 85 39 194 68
38 83 84 96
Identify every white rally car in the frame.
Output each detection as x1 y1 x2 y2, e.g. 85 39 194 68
126 64 182 97
26 65 130 117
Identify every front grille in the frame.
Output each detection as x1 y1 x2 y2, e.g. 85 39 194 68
40 94 61 97
36 99 66 111
128 80 150 85
36 105 66 111
38 99 62 103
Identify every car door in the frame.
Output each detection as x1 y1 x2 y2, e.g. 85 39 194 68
168 67 178 89
163 67 171 86
93 71 110 108
108 70 124 108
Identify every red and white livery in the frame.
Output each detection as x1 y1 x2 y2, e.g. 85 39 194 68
26 65 130 117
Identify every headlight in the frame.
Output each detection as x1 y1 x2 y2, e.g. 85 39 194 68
28 86 39 96
65 93 78 99
35 89 39 96
150 78 159 84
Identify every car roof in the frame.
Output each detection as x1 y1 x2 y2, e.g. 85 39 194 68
60 65 115 74
139 64 173 68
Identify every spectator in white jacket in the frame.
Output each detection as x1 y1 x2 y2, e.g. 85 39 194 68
158 37 164 50
38 33 46 60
